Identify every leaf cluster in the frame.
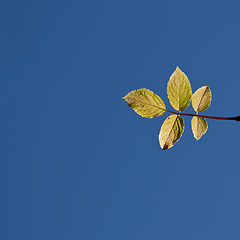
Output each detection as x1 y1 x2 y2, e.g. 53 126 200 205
122 67 212 150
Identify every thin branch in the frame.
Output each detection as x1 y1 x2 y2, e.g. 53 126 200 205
178 112 240 121
167 109 240 121
123 97 240 121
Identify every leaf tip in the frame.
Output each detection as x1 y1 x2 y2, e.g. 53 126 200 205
122 94 133 104
193 135 200 141
175 66 183 73
162 144 169 150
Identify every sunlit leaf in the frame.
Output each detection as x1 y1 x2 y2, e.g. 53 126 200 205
167 67 192 112
159 114 184 150
122 88 166 118
191 116 208 140
192 86 211 112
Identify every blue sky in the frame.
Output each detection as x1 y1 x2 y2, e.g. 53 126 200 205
1 0 240 239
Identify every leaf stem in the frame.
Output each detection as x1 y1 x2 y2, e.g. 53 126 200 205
123 96 240 121
164 109 240 121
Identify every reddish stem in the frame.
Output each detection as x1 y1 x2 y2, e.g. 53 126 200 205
178 112 240 121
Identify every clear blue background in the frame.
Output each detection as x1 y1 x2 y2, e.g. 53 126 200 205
1 0 240 239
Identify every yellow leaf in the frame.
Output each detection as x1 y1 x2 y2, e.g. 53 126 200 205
167 67 192 112
122 88 166 118
191 116 208 140
192 86 211 112
159 115 184 150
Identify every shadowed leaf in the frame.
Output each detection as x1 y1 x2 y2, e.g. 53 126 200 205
122 88 166 118
191 116 208 140
167 67 192 112
192 86 211 112
159 114 184 150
